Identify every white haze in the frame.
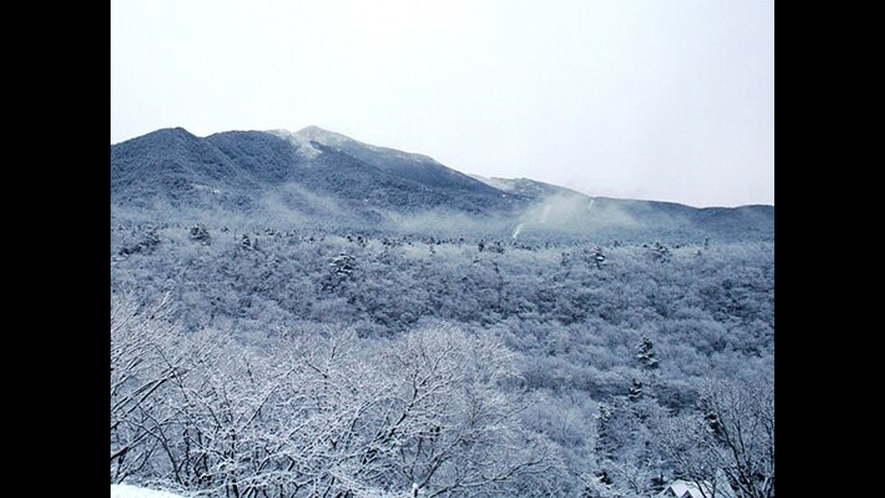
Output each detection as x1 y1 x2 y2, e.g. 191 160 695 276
111 0 774 208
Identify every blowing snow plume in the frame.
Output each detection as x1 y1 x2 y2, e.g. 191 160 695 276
389 208 515 238
516 192 641 237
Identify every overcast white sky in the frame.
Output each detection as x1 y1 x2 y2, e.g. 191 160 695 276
111 0 773 208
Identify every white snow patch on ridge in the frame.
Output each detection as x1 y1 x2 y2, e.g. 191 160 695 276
270 126 440 165
268 129 322 159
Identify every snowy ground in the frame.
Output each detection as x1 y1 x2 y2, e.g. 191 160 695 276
111 484 186 498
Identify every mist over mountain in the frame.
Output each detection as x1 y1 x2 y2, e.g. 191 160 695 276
111 126 772 242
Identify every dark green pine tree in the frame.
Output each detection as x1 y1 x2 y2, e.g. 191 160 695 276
323 252 357 291
628 378 643 402
636 336 659 370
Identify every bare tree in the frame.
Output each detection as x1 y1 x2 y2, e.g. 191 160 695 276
656 375 774 498
374 324 562 497
111 292 184 484
698 376 774 498
112 295 564 497
282 323 564 497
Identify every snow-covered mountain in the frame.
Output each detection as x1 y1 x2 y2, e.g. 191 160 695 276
112 126 524 217
110 126 773 241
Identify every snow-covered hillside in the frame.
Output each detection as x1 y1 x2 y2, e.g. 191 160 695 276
111 484 186 498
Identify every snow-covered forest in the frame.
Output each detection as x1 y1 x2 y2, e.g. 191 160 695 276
111 223 773 498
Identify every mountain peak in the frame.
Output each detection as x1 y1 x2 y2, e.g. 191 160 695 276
113 126 196 146
267 127 328 159
269 126 440 165
294 125 345 141
266 126 364 159
294 126 357 151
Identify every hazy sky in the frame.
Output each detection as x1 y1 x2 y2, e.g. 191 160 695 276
111 0 773 208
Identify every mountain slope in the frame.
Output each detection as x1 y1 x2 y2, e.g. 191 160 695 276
289 126 504 195
111 126 525 218
205 130 306 184
472 175 773 242
110 127 261 209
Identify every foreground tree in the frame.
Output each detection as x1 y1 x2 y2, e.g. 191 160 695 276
285 324 566 497
110 293 237 491
699 376 774 498
656 375 774 498
374 324 564 496
110 293 183 484
112 296 566 497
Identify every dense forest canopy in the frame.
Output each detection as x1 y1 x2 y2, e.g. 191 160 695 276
111 220 773 498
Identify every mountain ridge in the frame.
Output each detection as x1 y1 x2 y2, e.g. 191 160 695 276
110 126 773 241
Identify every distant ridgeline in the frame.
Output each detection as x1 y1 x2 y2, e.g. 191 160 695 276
110 127 774 498
111 126 773 243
